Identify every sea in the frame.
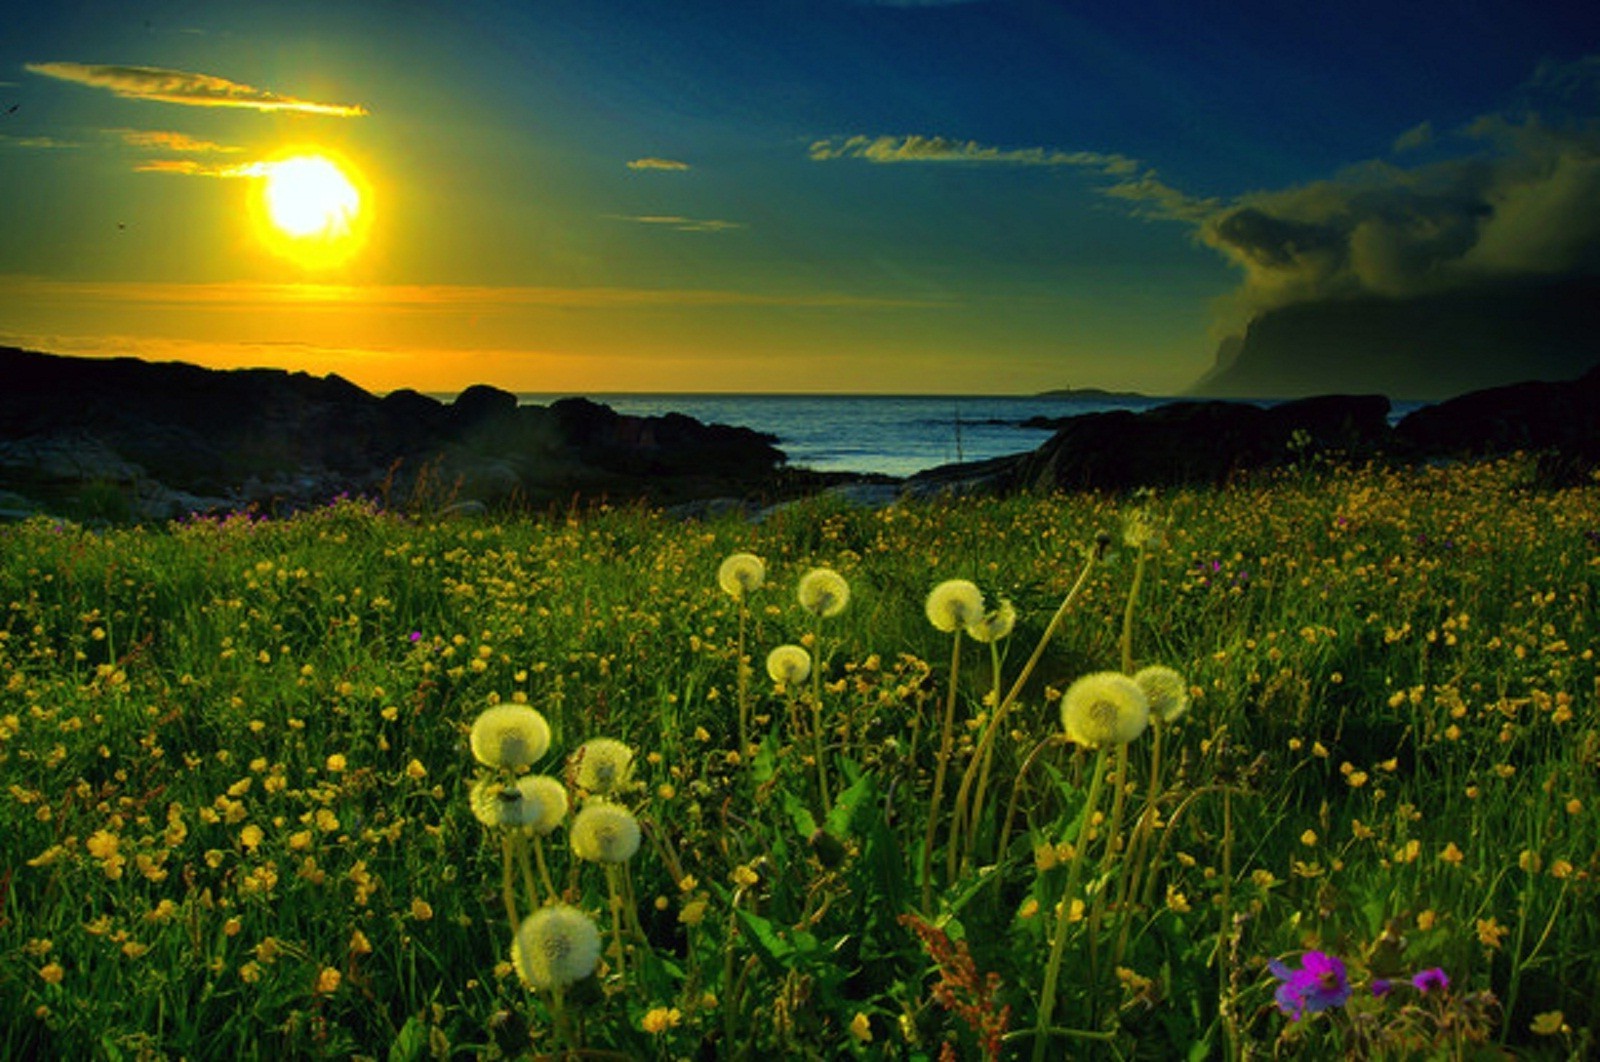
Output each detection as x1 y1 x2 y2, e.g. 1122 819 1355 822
511 393 1431 479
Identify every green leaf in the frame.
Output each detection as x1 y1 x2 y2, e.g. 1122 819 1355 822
781 788 817 838
389 1015 429 1062
733 905 797 972
826 770 878 840
751 735 777 784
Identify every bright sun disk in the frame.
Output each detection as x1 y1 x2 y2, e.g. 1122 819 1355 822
251 151 370 268
265 156 360 238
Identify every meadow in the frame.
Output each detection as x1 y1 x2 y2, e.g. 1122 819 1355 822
1 455 1595 1060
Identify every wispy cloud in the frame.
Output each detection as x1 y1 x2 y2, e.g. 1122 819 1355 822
0 132 78 149
1100 173 1219 222
809 134 1140 175
113 128 242 153
627 157 690 171
1392 121 1434 153
25 62 366 116
607 214 744 233
131 158 261 177
809 132 1217 223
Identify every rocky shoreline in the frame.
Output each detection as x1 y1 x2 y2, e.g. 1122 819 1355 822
3 346 1597 524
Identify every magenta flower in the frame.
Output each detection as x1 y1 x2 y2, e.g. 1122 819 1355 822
1411 967 1449 994
1371 978 1393 998
1269 951 1352 1020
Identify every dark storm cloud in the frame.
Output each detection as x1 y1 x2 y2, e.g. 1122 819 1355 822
1195 58 1600 334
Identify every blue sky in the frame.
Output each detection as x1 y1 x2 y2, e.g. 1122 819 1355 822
1 0 1596 394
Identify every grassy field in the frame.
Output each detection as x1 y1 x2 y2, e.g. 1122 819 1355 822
1 455 1596 1060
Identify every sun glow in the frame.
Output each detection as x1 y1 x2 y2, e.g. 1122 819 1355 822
250 151 371 269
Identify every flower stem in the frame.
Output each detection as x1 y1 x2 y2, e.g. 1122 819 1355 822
1032 746 1109 1062
922 630 963 910
810 625 831 811
952 547 1099 872
736 601 751 765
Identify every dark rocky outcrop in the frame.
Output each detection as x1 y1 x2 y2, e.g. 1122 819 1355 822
907 366 1600 497
0 347 786 520
909 393 1392 495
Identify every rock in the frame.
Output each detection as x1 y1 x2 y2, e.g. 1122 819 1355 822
998 393 1390 494
1394 363 1600 456
0 346 790 520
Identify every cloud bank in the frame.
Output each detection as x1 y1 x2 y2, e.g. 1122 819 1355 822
1197 104 1600 334
25 62 366 116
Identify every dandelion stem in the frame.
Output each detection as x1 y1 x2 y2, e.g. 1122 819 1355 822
500 831 521 933
923 629 963 910
1119 542 1147 676
531 833 557 904
735 601 751 765
1113 718 1165 967
605 864 628 988
810 625 831 811
1032 746 1109 1062
953 547 1099 872
999 735 1063 860
514 831 541 909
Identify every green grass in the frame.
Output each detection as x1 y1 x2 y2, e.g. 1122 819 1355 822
1 455 1596 1059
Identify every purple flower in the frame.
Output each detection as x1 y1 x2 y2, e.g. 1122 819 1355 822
1371 978 1393 998
1269 951 1352 1020
1411 967 1449 994
408 631 423 643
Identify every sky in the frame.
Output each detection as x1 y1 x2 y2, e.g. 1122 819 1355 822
2 1 1597 396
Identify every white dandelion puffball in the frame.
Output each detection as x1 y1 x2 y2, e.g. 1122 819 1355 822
570 801 642 864
470 775 569 832
925 579 985 633
766 644 812 686
1060 671 1150 748
966 599 1017 643
469 704 551 770
797 567 851 618
512 905 602 990
1134 665 1190 723
718 553 766 600
573 737 634 795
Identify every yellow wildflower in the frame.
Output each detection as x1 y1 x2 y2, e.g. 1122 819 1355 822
850 1012 873 1043
314 967 342 994
641 1006 682 1034
38 962 64 985
1476 917 1509 949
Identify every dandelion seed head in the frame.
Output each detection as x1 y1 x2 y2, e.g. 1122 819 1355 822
573 737 634 795
966 599 1017 643
469 704 551 770
797 567 850 618
766 644 812 686
570 801 641 864
472 775 569 832
1133 665 1190 723
718 553 766 600
512 904 602 990
1061 672 1150 748
925 579 985 633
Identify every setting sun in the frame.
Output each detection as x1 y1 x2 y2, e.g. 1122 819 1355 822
250 152 371 269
